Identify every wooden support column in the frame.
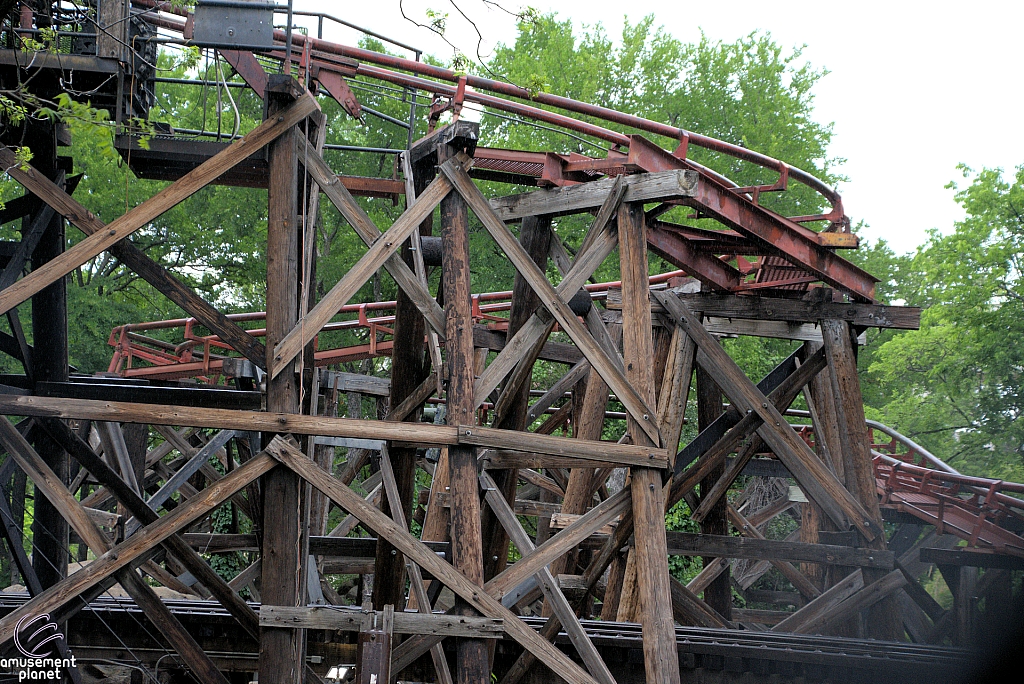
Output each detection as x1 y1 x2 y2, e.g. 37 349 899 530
440 136 489 684
820 318 902 641
696 365 731 620
258 76 306 684
27 119 68 591
617 201 680 684
372 150 435 612
482 214 553 582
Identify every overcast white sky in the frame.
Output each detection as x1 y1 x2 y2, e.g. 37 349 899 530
303 1 1024 254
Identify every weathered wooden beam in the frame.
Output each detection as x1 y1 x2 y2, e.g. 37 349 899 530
490 170 698 221
0 395 663 464
268 438 600 684
260 80 307 684
437 136 490 684
651 291 920 330
664 531 893 568
0 93 319 317
772 570 865 633
821 318 902 640
319 371 391 397
616 199 680 684
792 569 906 635
259 605 502 636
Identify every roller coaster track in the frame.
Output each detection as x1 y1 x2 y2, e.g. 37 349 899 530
131 0 878 302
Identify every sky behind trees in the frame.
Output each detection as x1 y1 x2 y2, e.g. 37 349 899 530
312 1 1024 253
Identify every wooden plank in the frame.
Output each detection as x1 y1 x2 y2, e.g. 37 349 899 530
660 292 921 330
655 293 881 541
727 506 822 601
664 531 893 568
269 171 452 379
460 426 666 468
443 164 661 445
615 199 680 684
144 429 237 512
319 371 391 397
0 395 659 464
481 472 617 684
297 135 445 337
481 450 626 471
490 170 698 221
259 605 502 636
268 439 600 684
0 93 319 318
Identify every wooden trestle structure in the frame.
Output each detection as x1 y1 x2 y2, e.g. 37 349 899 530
0 3 1020 684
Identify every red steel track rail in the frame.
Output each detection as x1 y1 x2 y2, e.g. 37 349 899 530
133 1 878 301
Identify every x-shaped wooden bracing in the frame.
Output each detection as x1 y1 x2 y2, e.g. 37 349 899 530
271 144 662 445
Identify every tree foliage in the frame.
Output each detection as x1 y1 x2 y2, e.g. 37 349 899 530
865 166 1024 480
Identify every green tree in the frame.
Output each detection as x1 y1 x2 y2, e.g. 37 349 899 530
867 165 1024 480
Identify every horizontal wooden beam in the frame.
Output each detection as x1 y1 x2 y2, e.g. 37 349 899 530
649 291 920 330
663 532 894 569
259 605 503 637
0 395 663 468
490 170 698 221
919 547 1024 570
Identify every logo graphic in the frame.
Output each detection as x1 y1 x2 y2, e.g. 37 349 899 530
14 614 64 658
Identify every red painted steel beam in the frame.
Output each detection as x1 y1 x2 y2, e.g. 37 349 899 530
624 136 877 302
646 222 742 292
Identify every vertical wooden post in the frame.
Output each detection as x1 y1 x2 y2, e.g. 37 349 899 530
696 366 731 620
258 76 306 684
482 214 552 582
617 201 681 684
439 141 489 684
372 152 435 612
28 119 68 591
820 318 902 641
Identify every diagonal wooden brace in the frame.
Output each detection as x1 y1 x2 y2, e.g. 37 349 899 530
0 92 319 318
0 149 270 369
296 135 446 337
269 168 453 379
